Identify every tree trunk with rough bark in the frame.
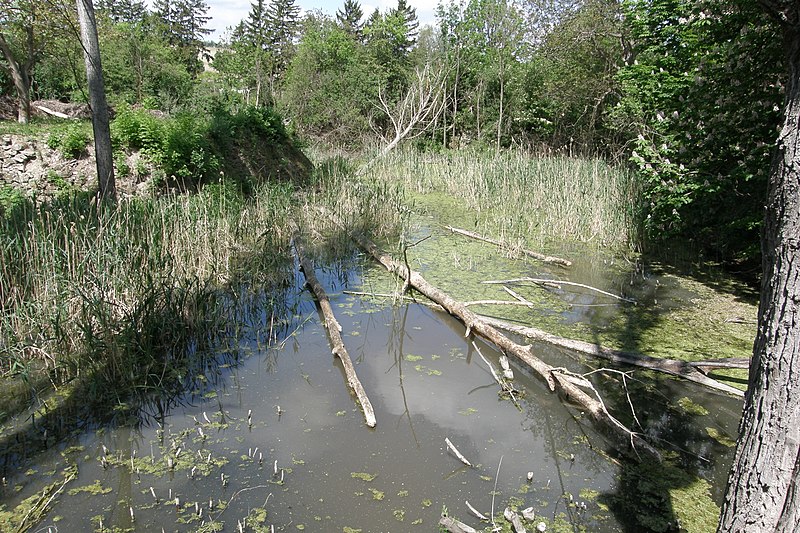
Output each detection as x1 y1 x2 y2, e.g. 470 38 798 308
0 30 34 124
718 6 800 531
76 0 116 202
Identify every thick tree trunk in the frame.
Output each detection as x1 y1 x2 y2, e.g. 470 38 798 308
76 0 116 202
718 21 800 533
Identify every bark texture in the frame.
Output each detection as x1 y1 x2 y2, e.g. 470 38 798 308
76 0 116 201
718 11 800 532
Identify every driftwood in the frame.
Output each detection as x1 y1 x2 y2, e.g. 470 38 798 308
34 104 71 119
481 316 746 398
484 277 636 303
445 437 473 467
439 516 479 533
344 229 659 459
343 290 747 397
294 235 377 428
445 225 572 267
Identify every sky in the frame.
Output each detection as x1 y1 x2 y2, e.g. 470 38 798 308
196 0 438 41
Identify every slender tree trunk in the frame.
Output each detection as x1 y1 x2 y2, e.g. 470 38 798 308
76 0 116 201
0 31 33 124
717 21 800 533
497 63 504 152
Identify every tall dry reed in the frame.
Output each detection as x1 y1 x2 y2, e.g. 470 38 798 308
368 148 643 252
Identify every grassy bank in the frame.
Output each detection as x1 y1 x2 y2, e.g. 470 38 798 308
369 147 643 253
0 161 405 430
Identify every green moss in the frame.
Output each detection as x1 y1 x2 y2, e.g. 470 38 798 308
706 427 736 447
609 460 720 533
369 488 385 500
67 480 112 496
405 354 423 362
351 472 376 482
677 397 710 416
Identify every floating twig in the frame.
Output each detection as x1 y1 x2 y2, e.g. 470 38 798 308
445 437 473 467
465 500 488 521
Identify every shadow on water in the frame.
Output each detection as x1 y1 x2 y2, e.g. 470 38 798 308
0 201 754 532
0 279 298 492
568 252 751 533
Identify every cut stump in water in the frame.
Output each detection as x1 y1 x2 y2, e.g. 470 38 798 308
294 234 377 428
439 516 480 533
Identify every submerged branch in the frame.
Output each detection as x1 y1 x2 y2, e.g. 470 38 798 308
331 220 659 460
342 289 745 397
445 225 572 267
445 437 474 467
294 234 377 428
481 316 745 397
483 277 636 304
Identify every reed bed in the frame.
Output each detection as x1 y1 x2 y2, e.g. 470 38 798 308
369 148 643 252
0 167 405 422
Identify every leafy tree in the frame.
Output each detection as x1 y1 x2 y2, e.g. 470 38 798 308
718 2 800 531
281 13 378 143
336 0 363 40
264 0 300 79
616 0 783 264
153 0 212 75
364 4 417 98
394 0 419 52
99 18 193 108
94 0 145 23
528 0 625 151
435 0 525 147
0 0 52 122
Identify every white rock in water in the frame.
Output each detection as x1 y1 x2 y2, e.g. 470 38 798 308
499 355 510 371
504 507 515 521
537 522 547 532
522 507 536 521
527 471 534 481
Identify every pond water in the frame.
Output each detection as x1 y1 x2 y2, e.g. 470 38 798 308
0 211 751 532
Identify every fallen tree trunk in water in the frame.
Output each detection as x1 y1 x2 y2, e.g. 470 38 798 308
343 290 746 397
479 316 746 398
444 225 572 267
294 235 377 428
341 227 659 460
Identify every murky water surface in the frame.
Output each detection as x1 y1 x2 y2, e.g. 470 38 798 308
0 214 751 532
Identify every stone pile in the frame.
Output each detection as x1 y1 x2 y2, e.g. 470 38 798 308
0 134 96 200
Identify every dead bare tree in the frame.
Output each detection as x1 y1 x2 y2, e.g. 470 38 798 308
373 62 447 160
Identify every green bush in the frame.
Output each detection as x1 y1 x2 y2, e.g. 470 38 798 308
209 105 286 148
0 186 27 220
111 105 164 152
47 123 91 159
